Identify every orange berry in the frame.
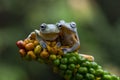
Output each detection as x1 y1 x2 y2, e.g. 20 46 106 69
47 46 57 54
24 39 29 44
30 32 36 39
19 49 26 57
28 39 34 43
40 49 49 58
27 51 36 59
34 40 39 46
25 43 34 50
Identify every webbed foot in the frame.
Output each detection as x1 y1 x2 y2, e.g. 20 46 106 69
40 41 47 49
62 48 71 54
56 42 61 47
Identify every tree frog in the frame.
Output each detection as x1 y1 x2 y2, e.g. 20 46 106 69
28 23 61 48
56 20 94 61
56 20 80 53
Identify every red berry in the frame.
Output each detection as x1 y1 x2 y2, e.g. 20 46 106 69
16 40 26 49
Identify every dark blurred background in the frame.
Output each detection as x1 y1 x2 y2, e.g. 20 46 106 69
0 0 120 80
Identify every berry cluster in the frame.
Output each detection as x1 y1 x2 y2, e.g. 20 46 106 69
52 53 119 80
16 33 120 80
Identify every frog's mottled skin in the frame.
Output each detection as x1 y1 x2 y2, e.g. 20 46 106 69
56 20 80 53
28 23 61 48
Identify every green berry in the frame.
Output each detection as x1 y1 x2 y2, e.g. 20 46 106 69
95 69 104 76
68 64 76 70
103 75 112 80
77 56 86 64
64 74 72 80
60 64 67 70
86 73 95 80
89 68 95 74
82 61 91 67
75 73 83 80
90 62 98 69
111 75 119 80
61 58 68 64
53 59 60 66
69 56 77 64
78 67 88 74
49 54 57 60
34 45 41 54
66 70 72 75
103 70 110 75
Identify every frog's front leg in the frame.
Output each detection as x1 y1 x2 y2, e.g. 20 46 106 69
62 48 71 54
56 42 61 47
62 42 79 54
34 29 47 49
62 35 80 53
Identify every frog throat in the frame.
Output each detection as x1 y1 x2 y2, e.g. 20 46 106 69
60 26 74 34
40 32 59 41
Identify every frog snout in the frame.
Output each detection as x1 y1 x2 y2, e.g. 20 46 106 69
47 25 60 33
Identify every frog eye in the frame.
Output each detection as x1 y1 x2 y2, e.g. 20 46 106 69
40 23 46 30
70 22 76 28
56 23 62 28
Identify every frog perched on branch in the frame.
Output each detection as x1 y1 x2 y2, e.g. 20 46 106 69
27 21 94 61
16 21 120 80
28 23 61 48
56 20 94 61
27 23 63 58
56 20 80 53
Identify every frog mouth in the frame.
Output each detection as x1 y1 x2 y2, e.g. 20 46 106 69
60 27 73 33
40 33 59 41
